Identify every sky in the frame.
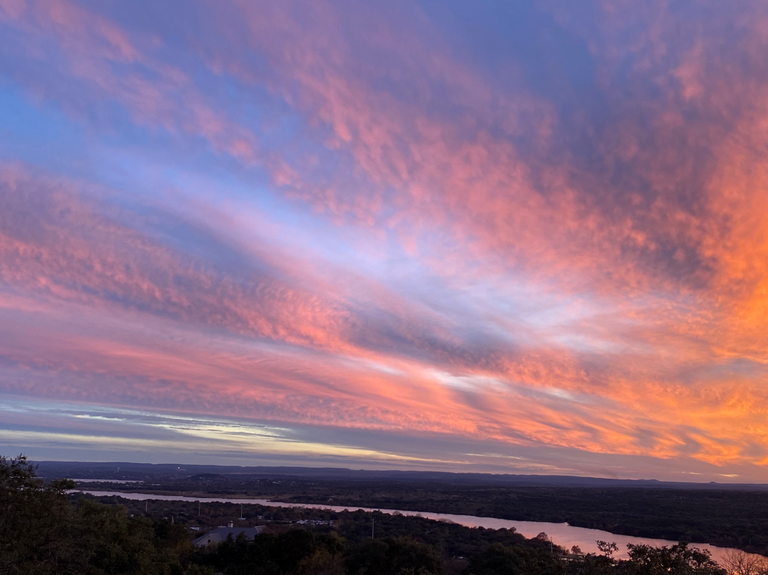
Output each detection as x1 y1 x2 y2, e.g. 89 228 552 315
1 0 768 482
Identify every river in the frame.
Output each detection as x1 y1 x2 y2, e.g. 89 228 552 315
74 489 748 563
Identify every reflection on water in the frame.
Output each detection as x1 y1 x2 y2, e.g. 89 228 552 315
73 490 748 563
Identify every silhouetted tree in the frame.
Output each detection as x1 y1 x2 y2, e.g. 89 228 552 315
721 550 768 575
0 454 190 575
0 454 75 574
617 543 726 575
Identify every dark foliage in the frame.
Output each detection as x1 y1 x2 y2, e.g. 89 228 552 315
0 455 190 575
464 543 562 575
617 543 725 575
345 537 442 575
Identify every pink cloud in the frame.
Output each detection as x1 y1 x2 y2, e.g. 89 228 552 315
3 0 768 475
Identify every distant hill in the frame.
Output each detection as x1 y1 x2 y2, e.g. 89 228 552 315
34 460 768 490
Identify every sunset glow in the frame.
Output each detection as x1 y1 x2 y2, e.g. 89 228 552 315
2 0 768 481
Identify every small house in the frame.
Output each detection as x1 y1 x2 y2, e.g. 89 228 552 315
192 522 266 547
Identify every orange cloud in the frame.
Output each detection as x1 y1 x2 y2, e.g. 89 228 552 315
3 0 768 477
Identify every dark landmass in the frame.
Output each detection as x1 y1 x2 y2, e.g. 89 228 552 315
35 460 768 556
3 455 741 575
35 460 768 490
